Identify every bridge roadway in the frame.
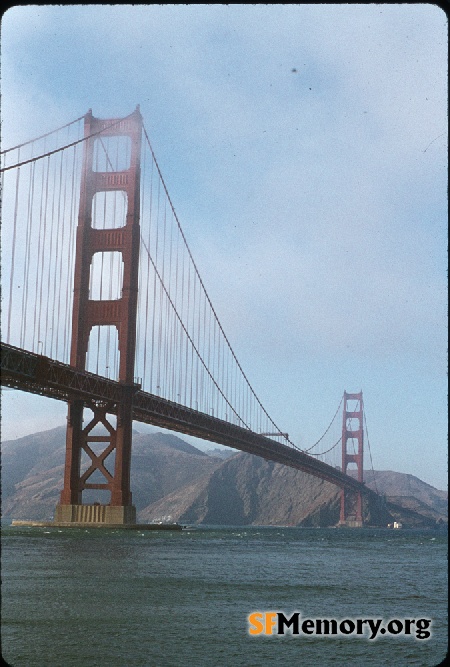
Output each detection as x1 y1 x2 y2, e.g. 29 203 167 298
1 342 368 494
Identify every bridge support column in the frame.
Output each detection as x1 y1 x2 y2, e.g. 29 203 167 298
56 108 142 526
57 389 139 525
60 400 84 505
110 384 135 507
339 391 364 527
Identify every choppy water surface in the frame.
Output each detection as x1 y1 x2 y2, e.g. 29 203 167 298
1 524 447 666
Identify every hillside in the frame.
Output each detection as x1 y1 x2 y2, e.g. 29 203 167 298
363 469 448 519
1 427 222 520
140 453 447 528
1 427 447 528
141 453 341 525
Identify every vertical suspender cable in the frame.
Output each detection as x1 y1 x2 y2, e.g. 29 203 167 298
35 154 49 352
7 150 20 344
55 140 69 359
45 153 57 357
21 158 35 349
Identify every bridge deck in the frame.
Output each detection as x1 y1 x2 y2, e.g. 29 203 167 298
1 342 367 493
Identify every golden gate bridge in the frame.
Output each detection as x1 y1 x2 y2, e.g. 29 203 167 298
1 107 381 527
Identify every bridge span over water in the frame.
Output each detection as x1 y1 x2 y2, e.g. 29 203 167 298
1 108 379 527
1 343 367 494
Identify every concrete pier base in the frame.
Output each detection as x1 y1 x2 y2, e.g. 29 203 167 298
54 503 137 525
11 503 181 530
338 519 364 528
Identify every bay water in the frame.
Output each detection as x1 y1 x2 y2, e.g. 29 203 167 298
1 524 447 666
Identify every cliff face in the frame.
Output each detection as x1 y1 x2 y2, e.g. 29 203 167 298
177 454 341 526
2 427 447 528
138 452 447 529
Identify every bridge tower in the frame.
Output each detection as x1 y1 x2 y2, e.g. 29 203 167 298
56 108 142 525
339 391 364 527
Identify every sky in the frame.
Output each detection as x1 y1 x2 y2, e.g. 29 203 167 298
0 4 447 489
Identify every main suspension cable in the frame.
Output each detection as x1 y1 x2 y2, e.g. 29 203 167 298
142 123 288 440
140 232 248 428
0 115 85 156
302 393 344 453
0 113 135 173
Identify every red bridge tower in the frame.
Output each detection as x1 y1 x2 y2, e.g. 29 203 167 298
56 108 142 525
339 391 364 527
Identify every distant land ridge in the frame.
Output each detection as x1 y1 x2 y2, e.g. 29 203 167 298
1 426 447 528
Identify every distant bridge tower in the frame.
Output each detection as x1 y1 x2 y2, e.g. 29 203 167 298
339 391 364 527
56 108 142 525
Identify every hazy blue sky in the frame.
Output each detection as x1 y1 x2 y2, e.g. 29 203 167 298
1 5 447 489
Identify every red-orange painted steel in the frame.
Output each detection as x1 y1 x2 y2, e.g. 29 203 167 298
59 108 142 508
339 391 364 525
2 343 370 496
